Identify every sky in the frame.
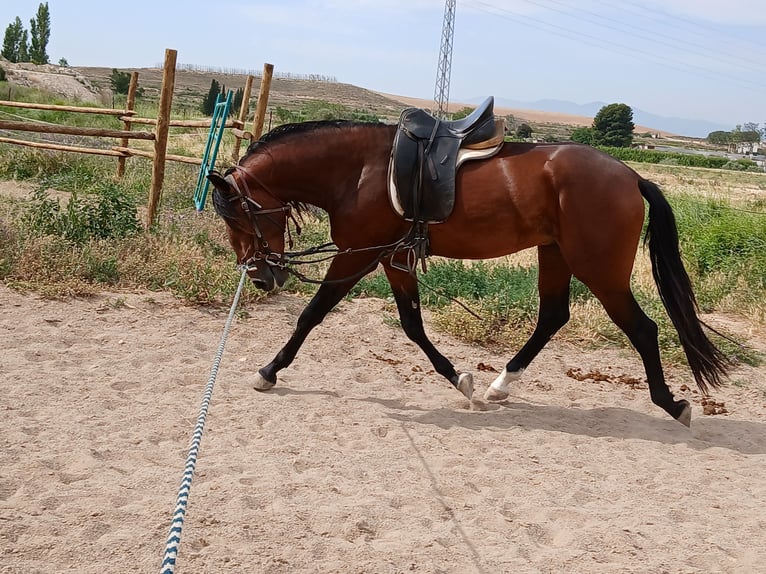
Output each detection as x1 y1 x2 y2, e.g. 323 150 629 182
1 0 764 128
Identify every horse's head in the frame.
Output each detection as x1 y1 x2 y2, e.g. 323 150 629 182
208 168 291 291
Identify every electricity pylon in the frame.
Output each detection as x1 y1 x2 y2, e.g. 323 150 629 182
433 0 456 119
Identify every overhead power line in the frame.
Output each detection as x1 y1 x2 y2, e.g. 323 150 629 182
460 0 766 91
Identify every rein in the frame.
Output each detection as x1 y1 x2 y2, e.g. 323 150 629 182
283 235 419 285
223 165 481 318
223 165 424 282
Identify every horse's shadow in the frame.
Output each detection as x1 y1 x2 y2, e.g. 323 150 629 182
379 397 765 455
269 386 766 454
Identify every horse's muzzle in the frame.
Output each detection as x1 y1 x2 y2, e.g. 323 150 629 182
247 264 288 291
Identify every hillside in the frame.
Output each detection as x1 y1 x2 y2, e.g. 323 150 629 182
72 65 416 121
4 60 663 135
69 64 596 131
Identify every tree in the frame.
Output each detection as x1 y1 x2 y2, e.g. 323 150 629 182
29 2 50 65
201 79 222 116
731 125 760 144
516 123 533 139
2 17 27 63
17 29 29 62
231 86 244 115
58 57 68 67
592 103 634 147
451 106 475 120
110 69 131 94
570 126 594 145
274 106 300 124
707 131 731 145
731 126 761 154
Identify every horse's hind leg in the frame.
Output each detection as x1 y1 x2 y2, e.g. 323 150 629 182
485 243 572 401
591 288 691 425
382 261 473 399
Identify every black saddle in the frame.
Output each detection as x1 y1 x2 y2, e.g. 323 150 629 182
388 96 504 224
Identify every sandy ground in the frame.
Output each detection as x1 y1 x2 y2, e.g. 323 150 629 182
3 64 763 572
2 277 766 574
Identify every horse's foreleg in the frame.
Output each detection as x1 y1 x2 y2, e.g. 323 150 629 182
485 243 572 401
382 262 473 399
254 254 377 391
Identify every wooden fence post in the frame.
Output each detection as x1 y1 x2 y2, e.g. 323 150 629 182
252 63 274 140
116 71 139 179
231 74 254 163
146 48 177 228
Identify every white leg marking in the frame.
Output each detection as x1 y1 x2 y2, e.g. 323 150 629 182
253 372 276 391
677 403 692 428
483 368 524 401
457 372 474 399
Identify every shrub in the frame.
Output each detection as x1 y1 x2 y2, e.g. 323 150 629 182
20 182 141 243
601 146 734 170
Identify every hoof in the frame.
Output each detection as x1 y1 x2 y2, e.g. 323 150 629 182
253 372 276 392
457 372 474 400
675 401 692 427
484 386 509 402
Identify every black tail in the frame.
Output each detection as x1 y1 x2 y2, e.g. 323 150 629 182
638 178 730 394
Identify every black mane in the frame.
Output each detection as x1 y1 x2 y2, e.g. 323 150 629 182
218 120 390 221
241 120 386 161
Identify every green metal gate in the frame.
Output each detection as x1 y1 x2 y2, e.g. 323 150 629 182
193 90 233 210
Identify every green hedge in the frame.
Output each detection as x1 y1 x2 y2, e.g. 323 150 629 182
600 146 761 171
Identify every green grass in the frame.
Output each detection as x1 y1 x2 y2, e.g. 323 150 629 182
1 108 765 368
669 193 766 320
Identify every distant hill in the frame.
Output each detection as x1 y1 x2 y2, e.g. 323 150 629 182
71 66 409 120
480 97 730 139
4 61 722 137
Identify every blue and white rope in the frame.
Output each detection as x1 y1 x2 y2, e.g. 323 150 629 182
160 268 248 574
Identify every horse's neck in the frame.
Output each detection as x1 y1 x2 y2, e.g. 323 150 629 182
269 126 392 209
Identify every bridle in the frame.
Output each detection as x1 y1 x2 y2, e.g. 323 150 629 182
222 166 300 272
215 163 482 318
216 165 436 288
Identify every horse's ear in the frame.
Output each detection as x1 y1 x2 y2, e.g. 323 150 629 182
207 170 230 194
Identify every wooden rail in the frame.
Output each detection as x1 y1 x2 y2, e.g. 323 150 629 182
0 49 184 226
0 136 126 156
0 48 271 226
112 146 202 165
120 116 243 128
0 100 134 116
0 120 155 140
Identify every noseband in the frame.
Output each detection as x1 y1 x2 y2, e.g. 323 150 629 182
222 168 299 271
217 166 432 288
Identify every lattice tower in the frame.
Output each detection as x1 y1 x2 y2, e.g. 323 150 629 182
433 0 456 119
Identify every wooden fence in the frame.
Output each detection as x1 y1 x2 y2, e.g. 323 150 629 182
0 49 274 226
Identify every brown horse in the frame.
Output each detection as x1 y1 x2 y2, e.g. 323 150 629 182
208 120 730 426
